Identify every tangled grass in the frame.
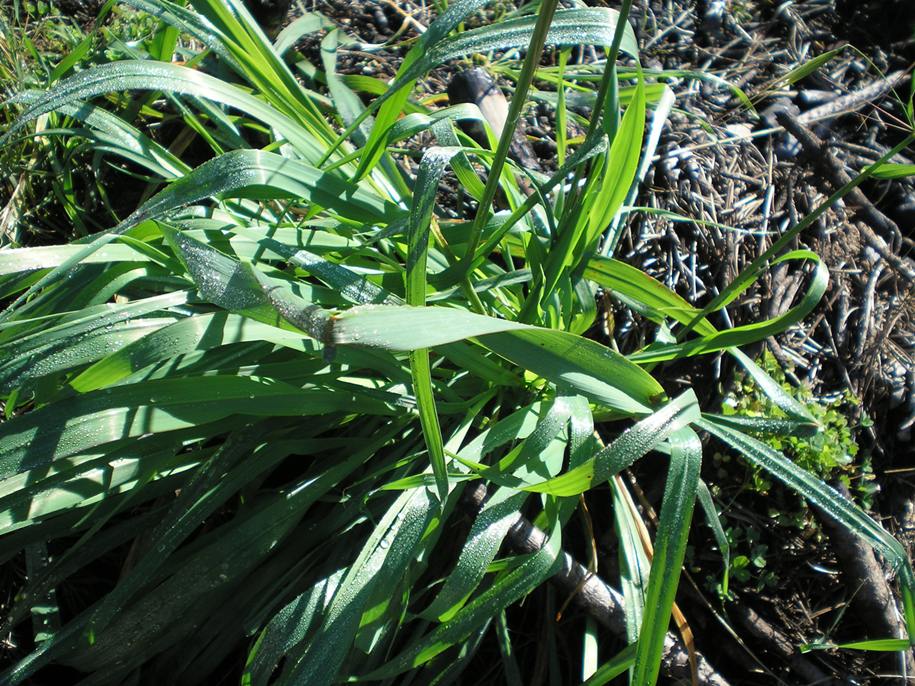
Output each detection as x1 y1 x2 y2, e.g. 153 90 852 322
0 0 913 683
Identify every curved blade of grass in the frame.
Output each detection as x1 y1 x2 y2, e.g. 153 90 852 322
631 427 701 686
696 479 730 596
122 0 240 69
332 305 662 413
10 93 190 179
423 397 573 621
584 255 819 428
629 252 828 363
68 312 323 392
427 8 637 68
584 256 717 336
345 7 636 179
115 149 401 232
274 11 336 55
612 477 650 641
361 510 563 679
2 60 329 163
0 376 396 477
0 291 188 392
728 347 817 427
698 415 903 558
488 390 698 496
678 133 915 339
429 120 487 201
244 569 345 686
387 104 487 146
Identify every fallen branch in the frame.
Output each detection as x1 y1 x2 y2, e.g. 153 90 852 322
796 71 908 127
812 482 915 679
730 602 835 685
435 473 730 686
504 515 733 685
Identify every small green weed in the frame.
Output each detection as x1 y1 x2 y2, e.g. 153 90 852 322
721 351 875 503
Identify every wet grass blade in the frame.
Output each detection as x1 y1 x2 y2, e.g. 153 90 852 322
406 147 462 502
631 428 701 686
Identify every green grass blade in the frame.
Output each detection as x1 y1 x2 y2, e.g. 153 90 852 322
630 252 828 363
696 479 730 596
333 305 662 413
361 509 563 679
3 60 330 163
870 163 915 178
678 133 915 339
407 147 463 503
582 643 637 686
612 478 650 641
631 427 701 686
424 398 572 621
342 7 636 179
583 255 717 336
492 390 699 496
116 149 400 232
281 487 437 684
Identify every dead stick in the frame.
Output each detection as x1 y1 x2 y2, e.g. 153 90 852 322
812 482 915 681
776 111 901 244
776 111 915 281
460 481 729 682
797 71 907 127
730 603 835 685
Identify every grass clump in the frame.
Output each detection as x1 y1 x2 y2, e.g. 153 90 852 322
0 0 912 684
